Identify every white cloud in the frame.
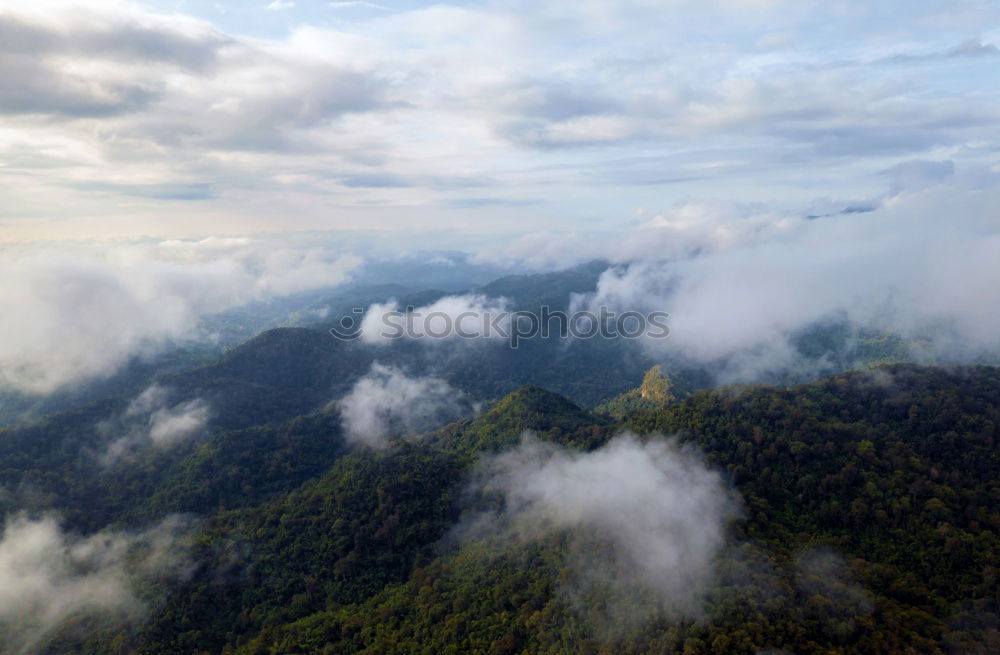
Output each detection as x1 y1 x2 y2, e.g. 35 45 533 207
359 294 511 345
103 385 211 463
148 400 210 447
567 179 1000 381
0 513 195 655
266 1 295 9
338 363 468 446
472 201 801 270
0 239 361 393
329 1 387 9
467 433 735 628
2 0 999 238
1 0 998 391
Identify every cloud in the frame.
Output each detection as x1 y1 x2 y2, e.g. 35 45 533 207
473 200 795 270
0 0 998 377
3 0 999 238
560 175 1000 381
881 159 954 195
338 363 469 446
0 3 227 68
146 399 209 446
0 3 227 117
0 513 195 655
466 433 735 629
0 239 361 393
0 1 393 233
266 1 295 9
329 1 387 9
880 38 1000 64
359 294 511 345
126 384 211 446
102 385 211 463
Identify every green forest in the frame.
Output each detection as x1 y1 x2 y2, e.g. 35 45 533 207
2 363 996 654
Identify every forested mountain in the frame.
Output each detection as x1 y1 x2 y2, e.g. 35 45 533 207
3 258 917 432
2 364 996 654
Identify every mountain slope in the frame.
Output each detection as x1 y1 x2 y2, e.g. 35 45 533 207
4 365 997 653
435 385 609 455
115 365 1000 655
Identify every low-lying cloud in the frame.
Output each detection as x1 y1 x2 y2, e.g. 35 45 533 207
102 384 211 463
0 238 361 394
565 176 1000 382
338 363 469 446
0 512 195 655
359 294 511 345
467 433 736 628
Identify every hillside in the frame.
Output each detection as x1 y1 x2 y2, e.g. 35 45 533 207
596 364 689 419
14 364 994 654
221 365 997 655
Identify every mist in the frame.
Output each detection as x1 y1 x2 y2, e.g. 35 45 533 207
338 363 471 447
0 239 361 394
567 178 1000 382
101 384 211 464
465 433 737 630
0 513 196 655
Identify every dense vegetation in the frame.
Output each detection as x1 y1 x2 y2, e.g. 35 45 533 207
4 363 994 654
215 365 998 655
595 364 688 419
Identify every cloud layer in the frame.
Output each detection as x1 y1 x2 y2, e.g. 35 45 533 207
0 238 360 393
2 1 998 238
566 176 1000 381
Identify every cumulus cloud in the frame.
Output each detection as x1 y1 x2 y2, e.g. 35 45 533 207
0 239 361 393
467 433 736 628
359 294 511 345
0 512 195 655
102 385 210 463
338 363 469 446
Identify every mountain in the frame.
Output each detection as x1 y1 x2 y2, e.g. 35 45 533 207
158 327 373 431
595 364 691 419
1 261 997 654
476 260 609 310
434 385 610 455
225 365 998 655
1 260 933 433
8 363 994 654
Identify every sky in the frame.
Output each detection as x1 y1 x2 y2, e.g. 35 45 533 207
1 0 999 395
2 0 999 244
